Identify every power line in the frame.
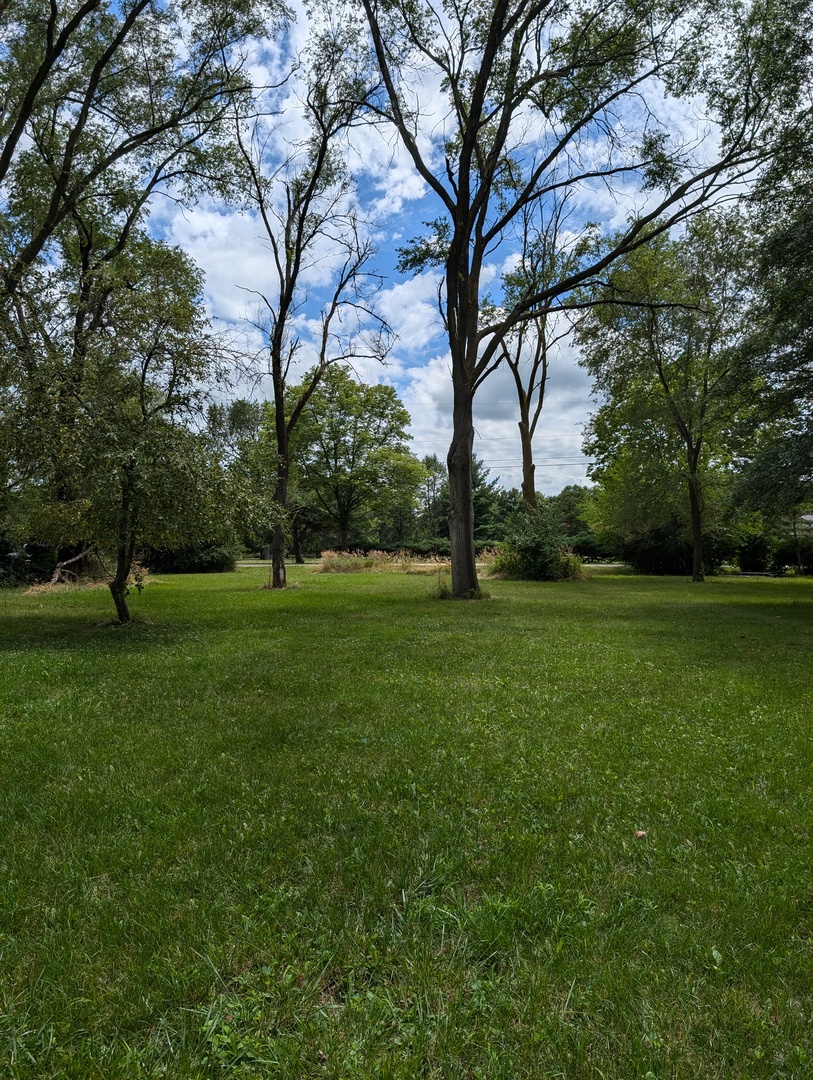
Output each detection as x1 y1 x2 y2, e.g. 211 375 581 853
487 461 593 466
407 399 594 406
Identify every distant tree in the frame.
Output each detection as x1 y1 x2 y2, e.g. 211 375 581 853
416 454 448 541
498 204 576 511
293 366 424 550
576 214 753 580
424 455 514 544
207 400 276 553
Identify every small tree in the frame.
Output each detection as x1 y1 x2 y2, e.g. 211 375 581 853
5 233 226 622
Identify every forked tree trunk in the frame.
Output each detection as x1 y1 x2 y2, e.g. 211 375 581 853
109 564 132 624
447 387 479 596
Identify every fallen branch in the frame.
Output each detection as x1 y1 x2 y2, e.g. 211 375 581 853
49 546 97 585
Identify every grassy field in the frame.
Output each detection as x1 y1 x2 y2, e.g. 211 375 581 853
1 567 812 1078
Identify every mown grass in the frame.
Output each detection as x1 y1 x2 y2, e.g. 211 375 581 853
1 569 812 1078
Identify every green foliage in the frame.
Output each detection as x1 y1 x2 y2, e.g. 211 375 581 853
396 218 451 272
492 504 584 581
576 212 755 576
0 0 282 296
293 366 425 549
142 543 238 574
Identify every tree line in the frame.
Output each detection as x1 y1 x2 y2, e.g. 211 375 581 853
1 0 811 620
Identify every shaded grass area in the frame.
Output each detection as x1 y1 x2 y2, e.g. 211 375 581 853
1 570 812 1077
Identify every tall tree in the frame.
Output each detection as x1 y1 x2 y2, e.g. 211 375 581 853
576 214 753 580
234 20 387 587
358 0 805 596
498 203 575 511
735 131 813 527
0 0 282 302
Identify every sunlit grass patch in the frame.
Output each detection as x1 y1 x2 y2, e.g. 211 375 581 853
0 570 811 1077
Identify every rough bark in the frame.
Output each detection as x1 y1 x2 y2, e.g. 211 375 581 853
271 412 289 588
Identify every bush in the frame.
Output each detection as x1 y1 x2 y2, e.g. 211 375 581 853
143 544 238 574
318 549 451 573
0 538 54 587
772 534 813 573
491 507 584 581
613 524 733 575
736 532 774 573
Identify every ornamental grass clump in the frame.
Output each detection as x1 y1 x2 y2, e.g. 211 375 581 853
491 506 585 581
318 549 416 573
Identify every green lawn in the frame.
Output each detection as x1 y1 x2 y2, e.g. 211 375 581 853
1 568 812 1078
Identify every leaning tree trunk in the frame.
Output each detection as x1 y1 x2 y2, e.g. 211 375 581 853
109 465 137 623
687 466 704 583
447 381 479 596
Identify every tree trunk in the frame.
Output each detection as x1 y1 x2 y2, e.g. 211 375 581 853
271 522 286 587
109 568 132 624
339 523 349 551
270 397 290 588
687 468 704 583
447 387 479 596
109 464 136 623
518 419 537 512
270 450 288 589
292 519 305 564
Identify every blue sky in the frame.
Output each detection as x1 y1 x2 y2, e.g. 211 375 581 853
150 5 730 494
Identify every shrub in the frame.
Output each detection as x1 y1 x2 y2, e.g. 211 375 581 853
613 524 733 575
491 507 584 581
736 532 774 573
318 549 452 573
772 534 813 573
0 539 54 587
143 544 238 574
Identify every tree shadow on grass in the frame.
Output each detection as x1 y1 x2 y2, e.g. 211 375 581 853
0 611 177 653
